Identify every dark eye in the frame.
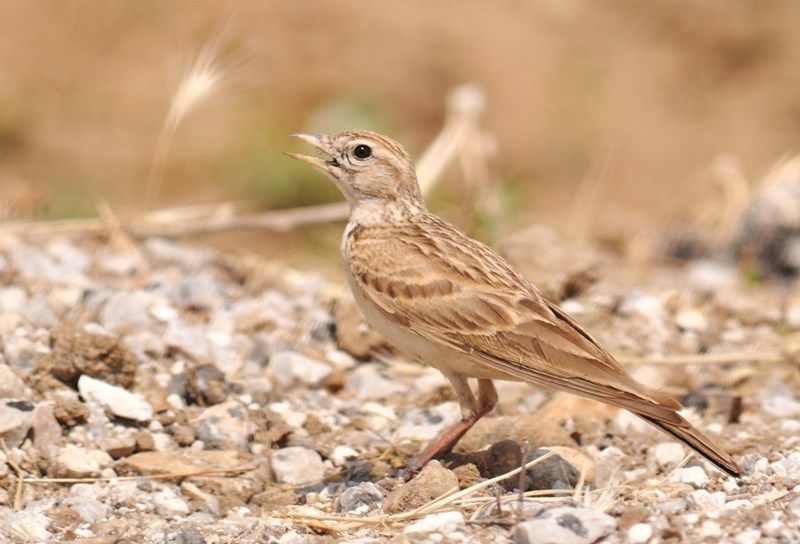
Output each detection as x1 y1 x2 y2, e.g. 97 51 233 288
353 144 372 159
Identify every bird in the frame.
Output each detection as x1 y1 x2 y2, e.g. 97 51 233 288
286 130 741 477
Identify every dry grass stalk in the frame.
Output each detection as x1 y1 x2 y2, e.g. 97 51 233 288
620 351 788 366
20 463 257 486
0 438 26 511
280 451 557 532
0 83 489 241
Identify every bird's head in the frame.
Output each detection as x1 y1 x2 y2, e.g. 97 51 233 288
286 130 423 206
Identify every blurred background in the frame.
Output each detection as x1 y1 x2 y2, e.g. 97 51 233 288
2 0 800 274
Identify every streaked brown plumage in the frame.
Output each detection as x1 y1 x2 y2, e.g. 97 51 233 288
287 129 740 477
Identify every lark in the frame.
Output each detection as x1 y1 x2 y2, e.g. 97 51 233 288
287 130 741 477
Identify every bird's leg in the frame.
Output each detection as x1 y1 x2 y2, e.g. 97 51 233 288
401 375 497 479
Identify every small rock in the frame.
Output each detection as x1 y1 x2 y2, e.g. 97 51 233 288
335 482 384 514
0 364 26 397
52 395 89 427
165 320 212 362
403 510 465 534
78 375 153 422
49 326 138 388
330 445 358 466
396 401 461 442
167 528 206 544
384 460 459 513
267 351 332 388
669 466 709 487
100 291 153 334
514 506 617 544
99 436 137 458
194 401 253 450
271 446 325 486
0 398 35 448
675 309 708 332
0 511 52 541
53 445 113 478
32 401 61 461
117 449 253 477
762 395 800 418
525 447 595 490
593 446 626 486
62 494 109 523
687 490 725 513
345 364 404 400
628 523 653 543
735 529 762 544
151 487 190 517
652 442 686 468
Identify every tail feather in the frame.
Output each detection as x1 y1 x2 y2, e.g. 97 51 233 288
639 413 741 477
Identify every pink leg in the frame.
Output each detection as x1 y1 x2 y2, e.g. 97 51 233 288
401 377 497 478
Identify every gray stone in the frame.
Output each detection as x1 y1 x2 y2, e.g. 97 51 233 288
525 447 595 490
335 482 384 514
2 333 39 369
271 446 325 486
167 528 207 544
62 494 109 522
0 399 35 448
47 240 91 273
101 291 153 334
194 401 252 450
268 351 332 388
593 446 625 486
164 320 211 361
10 243 61 282
762 395 800 418
396 401 461 442
384 460 459 513
652 441 686 468
0 364 26 398
164 273 228 311
78 375 153 422
345 364 404 401
513 506 617 544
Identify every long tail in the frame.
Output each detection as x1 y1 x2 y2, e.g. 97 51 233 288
638 413 741 477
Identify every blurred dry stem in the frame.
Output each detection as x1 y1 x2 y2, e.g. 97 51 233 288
0 84 491 239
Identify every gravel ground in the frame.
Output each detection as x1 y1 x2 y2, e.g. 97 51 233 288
0 230 798 543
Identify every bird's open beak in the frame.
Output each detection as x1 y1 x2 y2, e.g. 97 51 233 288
285 133 331 172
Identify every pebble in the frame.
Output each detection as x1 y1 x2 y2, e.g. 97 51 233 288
669 466 709 487
271 446 325 486
345 365 405 400
335 482 384 514
267 351 332 388
628 523 653 543
0 398 35 448
525 447 595 489
53 445 113 478
675 309 708 331
735 529 762 544
384 461 458 513
514 506 617 544
403 510 465 535
100 291 153 333
593 446 625 486
152 487 191 517
330 445 358 466
687 490 725 514
763 395 800 418
164 320 212 361
32 401 62 461
396 401 461 442
652 441 686 468
0 364 25 398
62 494 109 522
78 375 153 422
194 401 253 450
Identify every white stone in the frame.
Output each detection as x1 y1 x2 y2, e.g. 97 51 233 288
330 445 358 466
151 487 190 517
675 309 708 332
593 446 625 486
396 401 461 442
345 365 404 400
78 375 153 422
699 520 721 537
628 523 653 543
669 466 708 487
762 396 800 418
272 447 325 486
403 511 465 535
734 529 762 544
267 351 332 388
54 445 113 478
652 442 685 468
687 490 725 514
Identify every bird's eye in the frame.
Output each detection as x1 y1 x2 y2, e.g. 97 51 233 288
353 144 372 159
